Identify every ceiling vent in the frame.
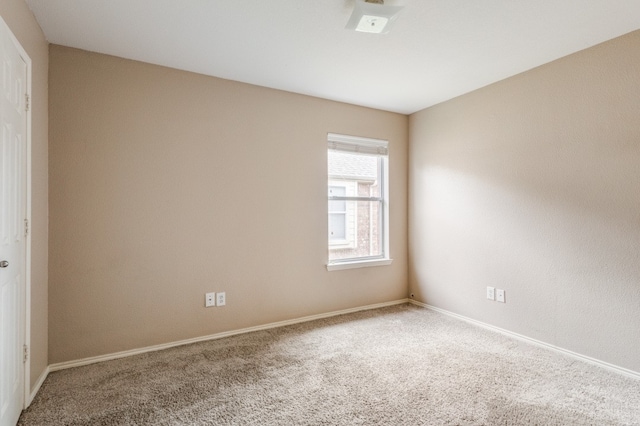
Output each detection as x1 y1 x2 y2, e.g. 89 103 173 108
345 0 404 34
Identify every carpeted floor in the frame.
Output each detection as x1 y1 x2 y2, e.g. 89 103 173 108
19 304 640 425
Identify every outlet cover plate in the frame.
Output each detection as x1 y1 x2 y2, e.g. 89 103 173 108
216 292 226 307
487 287 495 300
205 292 216 307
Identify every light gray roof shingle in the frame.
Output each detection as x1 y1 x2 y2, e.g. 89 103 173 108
328 151 378 181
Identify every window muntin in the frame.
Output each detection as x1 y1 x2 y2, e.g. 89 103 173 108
327 134 389 266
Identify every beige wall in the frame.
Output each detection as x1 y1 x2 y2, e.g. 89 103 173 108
0 2 48 390
48 45 408 363
409 31 640 372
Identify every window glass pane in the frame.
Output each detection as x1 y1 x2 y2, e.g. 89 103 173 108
329 213 346 240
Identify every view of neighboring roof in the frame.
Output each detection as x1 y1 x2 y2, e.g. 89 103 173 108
328 151 378 181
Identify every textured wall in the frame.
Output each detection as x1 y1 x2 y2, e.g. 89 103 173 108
0 3 48 390
409 31 640 372
48 46 408 363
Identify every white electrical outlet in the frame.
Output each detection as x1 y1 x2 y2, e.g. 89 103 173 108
486 286 495 301
496 289 505 303
205 292 216 307
216 292 226 307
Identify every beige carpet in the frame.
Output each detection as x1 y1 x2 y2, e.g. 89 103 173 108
19 304 640 425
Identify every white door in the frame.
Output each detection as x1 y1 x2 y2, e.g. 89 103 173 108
0 18 27 426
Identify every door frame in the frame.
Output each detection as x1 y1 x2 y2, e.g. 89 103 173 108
0 14 32 410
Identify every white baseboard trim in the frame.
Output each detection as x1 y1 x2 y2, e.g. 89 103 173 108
49 299 409 373
26 365 49 407
409 300 640 381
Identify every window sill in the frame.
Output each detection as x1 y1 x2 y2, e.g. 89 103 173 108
326 258 393 271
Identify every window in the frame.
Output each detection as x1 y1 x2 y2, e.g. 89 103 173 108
327 133 392 270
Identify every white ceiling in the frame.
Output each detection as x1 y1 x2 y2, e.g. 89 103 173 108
25 0 640 114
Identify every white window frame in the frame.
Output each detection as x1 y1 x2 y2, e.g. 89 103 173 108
326 133 392 271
